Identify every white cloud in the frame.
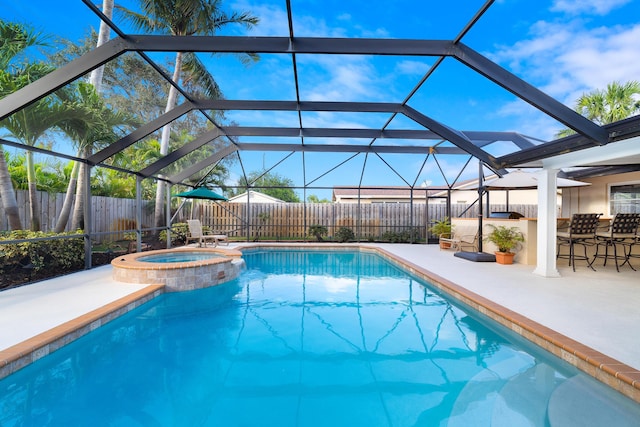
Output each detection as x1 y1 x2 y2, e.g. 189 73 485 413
231 1 289 36
301 112 371 129
231 1 396 105
298 55 381 102
395 60 430 76
488 16 640 138
550 0 632 15
234 1 379 38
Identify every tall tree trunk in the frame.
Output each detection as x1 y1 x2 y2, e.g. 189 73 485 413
153 51 184 230
89 0 113 93
54 161 79 232
0 146 23 230
66 1 111 233
71 146 91 230
25 150 41 231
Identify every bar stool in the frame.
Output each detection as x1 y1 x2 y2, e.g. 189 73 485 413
593 213 640 271
622 231 640 268
557 213 601 271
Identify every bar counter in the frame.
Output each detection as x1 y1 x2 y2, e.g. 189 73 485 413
451 217 616 265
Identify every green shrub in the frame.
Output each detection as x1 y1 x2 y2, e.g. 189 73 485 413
335 227 355 243
160 222 190 245
308 224 328 241
123 231 137 241
0 230 84 273
381 228 422 243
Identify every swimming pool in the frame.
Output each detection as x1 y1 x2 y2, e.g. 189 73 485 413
1 249 638 426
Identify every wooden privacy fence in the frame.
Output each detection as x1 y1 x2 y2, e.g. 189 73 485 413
0 189 538 243
0 190 154 242
196 202 538 241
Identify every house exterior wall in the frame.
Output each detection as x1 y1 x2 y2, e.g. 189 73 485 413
449 189 540 205
561 171 640 217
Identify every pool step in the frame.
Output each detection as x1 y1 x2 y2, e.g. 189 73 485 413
547 375 640 427
490 363 560 426
447 353 534 426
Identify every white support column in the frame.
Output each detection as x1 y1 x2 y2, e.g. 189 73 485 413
533 168 561 277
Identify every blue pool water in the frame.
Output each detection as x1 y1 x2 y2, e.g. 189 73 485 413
1 249 639 426
137 252 223 263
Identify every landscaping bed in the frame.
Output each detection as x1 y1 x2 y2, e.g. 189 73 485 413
0 239 168 292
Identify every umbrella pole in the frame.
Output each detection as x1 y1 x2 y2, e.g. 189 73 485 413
454 161 496 262
170 199 188 223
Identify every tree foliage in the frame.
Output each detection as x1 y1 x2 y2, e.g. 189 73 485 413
307 194 331 203
233 171 301 203
556 81 640 138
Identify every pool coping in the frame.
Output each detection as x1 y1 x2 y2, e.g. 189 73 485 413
1 243 638 403
237 243 640 403
0 284 164 380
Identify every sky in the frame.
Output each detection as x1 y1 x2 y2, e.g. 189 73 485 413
2 0 640 200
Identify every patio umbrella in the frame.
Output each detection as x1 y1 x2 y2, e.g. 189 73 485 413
173 187 228 222
482 169 589 212
174 187 228 201
483 169 590 190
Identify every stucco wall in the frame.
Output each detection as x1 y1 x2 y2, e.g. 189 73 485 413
561 171 640 217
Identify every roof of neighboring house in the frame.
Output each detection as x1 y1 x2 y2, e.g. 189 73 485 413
227 190 286 204
332 186 447 200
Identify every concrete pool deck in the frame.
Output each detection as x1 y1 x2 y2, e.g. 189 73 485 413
1 243 639 399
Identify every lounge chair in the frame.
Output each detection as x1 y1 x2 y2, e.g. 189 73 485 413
439 228 479 252
186 220 229 247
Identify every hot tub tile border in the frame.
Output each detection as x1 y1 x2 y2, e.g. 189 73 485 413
111 247 243 291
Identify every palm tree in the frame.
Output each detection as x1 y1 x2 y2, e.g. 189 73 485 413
116 0 258 231
556 81 640 138
54 82 137 232
0 20 49 230
0 62 78 231
51 0 118 232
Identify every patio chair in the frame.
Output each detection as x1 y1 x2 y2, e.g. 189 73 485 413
592 213 640 272
439 228 479 252
186 220 229 247
556 213 601 271
456 232 479 252
624 231 640 268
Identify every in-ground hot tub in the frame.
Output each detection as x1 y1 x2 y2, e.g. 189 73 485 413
111 247 245 292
